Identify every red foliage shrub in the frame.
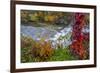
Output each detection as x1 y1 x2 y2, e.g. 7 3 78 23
70 13 89 59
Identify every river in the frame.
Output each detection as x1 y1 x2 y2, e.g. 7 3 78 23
21 24 89 48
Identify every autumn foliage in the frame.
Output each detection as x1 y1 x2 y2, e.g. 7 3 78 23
31 38 54 61
70 13 89 59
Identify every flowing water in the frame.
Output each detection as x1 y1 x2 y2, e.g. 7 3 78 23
21 23 89 49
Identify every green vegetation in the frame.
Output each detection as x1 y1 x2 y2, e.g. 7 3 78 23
21 48 77 63
21 36 77 63
21 10 89 25
49 48 77 61
21 10 74 26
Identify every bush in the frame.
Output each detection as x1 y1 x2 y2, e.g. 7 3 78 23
21 36 78 62
49 47 77 61
31 38 54 61
21 35 35 49
21 35 35 63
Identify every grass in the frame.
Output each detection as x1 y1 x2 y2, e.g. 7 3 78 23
49 48 77 61
21 47 78 63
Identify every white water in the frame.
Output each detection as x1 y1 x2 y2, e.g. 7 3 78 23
21 24 89 49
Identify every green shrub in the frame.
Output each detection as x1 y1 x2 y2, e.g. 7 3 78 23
49 47 78 61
